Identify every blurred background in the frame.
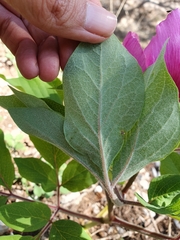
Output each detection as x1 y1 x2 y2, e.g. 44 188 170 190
102 0 180 46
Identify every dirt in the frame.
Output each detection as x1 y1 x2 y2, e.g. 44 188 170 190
0 1 180 239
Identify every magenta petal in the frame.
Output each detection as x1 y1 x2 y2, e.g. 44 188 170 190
144 9 180 89
165 38 180 91
123 32 146 71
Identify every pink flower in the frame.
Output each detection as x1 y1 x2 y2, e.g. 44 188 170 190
123 9 180 91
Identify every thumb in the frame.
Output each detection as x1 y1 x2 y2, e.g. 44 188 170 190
3 0 117 43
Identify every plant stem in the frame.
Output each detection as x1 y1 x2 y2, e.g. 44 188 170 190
84 205 109 229
112 216 174 239
105 190 114 221
0 190 104 224
122 172 139 195
1 190 180 239
58 206 104 224
0 190 34 203
113 185 142 207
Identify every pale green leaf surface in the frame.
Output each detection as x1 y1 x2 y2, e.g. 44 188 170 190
4 77 62 104
0 74 6 80
14 158 57 192
8 107 102 180
33 185 45 198
0 202 51 232
136 175 180 219
160 152 180 175
63 34 145 183
30 136 69 169
112 49 180 184
5 133 25 151
49 220 92 240
33 185 54 198
62 160 97 191
0 130 15 189
0 236 33 240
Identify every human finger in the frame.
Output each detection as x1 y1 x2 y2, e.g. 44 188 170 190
0 3 39 78
38 36 60 81
3 0 117 43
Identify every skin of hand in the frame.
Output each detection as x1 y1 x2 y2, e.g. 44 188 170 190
0 0 117 81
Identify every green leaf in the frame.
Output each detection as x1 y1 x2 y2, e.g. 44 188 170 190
62 160 97 192
0 95 25 109
5 133 25 151
4 76 62 104
30 136 69 169
0 74 6 80
8 107 65 150
136 175 180 219
112 47 180 184
0 236 33 240
33 185 54 198
49 220 92 240
63 34 145 185
7 107 102 182
160 152 180 175
14 158 57 192
0 130 15 189
0 202 51 232
10 87 51 109
42 98 65 116
0 196 7 207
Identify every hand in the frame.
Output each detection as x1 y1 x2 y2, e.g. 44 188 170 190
0 0 117 81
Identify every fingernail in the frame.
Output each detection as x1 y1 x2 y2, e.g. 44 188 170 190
85 2 117 37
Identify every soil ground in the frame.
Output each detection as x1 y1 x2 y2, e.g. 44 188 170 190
0 1 180 239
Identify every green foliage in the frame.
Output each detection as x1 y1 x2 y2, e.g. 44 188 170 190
0 236 33 240
49 220 91 240
0 34 180 239
5 76 63 104
0 202 51 232
4 133 25 152
62 160 97 192
63 35 145 185
136 174 180 220
0 196 7 207
14 158 57 192
0 94 25 109
136 152 180 220
30 136 69 169
112 46 180 184
0 130 15 190
160 152 180 175
63 35 180 202
33 184 54 199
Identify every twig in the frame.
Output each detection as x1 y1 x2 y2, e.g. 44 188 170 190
116 0 127 18
149 212 159 233
122 172 138 195
112 216 174 239
168 217 172 238
0 190 104 224
113 187 143 207
58 206 104 224
110 0 114 13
